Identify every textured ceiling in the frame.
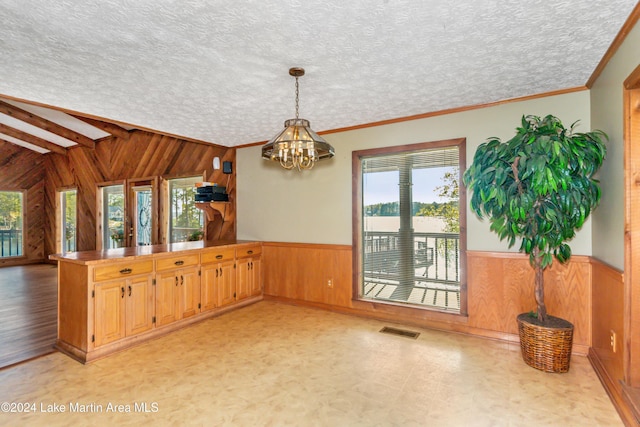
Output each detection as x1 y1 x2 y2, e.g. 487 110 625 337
0 1 637 148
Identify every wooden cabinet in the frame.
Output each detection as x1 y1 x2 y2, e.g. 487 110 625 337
201 248 235 311
93 260 154 347
52 241 263 363
250 257 262 296
155 253 200 327
236 244 262 300
94 280 125 346
203 244 262 307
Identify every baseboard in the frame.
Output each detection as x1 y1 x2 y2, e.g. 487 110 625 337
588 348 637 426
621 383 640 425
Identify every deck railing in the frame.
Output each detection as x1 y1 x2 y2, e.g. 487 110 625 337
362 230 460 310
363 231 460 285
0 229 22 257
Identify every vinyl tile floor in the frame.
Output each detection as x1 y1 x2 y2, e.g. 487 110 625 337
0 301 622 426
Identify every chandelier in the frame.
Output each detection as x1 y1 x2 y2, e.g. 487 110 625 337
261 67 335 170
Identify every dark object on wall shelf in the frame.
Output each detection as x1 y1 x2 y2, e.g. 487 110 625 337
195 185 228 202
195 193 228 202
197 185 226 194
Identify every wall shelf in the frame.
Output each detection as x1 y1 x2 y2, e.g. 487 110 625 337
195 202 229 222
195 202 230 241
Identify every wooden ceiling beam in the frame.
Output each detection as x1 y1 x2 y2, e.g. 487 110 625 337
0 100 95 149
0 123 67 155
72 115 130 140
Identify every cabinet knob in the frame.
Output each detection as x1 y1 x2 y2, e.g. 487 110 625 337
121 287 125 298
119 268 132 274
175 276 178 286
247 250 253 255
215 254 223 259
174 260 184 266
128 285 132 297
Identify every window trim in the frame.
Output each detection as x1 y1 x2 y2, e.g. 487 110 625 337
352 138 468 315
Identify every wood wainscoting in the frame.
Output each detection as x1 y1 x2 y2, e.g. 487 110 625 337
262 243 592 355
587 259 634 425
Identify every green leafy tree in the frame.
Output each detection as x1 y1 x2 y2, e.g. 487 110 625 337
463 115 606 322
418 168 459 233
0 191 22 229
64 191 77 243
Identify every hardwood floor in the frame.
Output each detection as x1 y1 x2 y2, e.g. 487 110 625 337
0 264 57 368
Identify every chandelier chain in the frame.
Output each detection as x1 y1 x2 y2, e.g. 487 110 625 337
295 76 299 119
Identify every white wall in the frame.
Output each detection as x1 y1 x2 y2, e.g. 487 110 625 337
237 91 594 255
590 19 640 270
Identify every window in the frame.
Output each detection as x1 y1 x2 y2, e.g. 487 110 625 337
58 189 77 252
102 185 125 249
0 191 24 257
353 139 466 314
168 177 203 243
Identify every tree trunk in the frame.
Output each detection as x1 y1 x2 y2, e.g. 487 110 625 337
534 257 547 322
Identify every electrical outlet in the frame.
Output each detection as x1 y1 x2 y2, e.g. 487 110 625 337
610 330 617 353
327 279 333 288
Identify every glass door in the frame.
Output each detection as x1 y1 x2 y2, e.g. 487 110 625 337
132 185 152 246
99 178 158 249
127 178 157 247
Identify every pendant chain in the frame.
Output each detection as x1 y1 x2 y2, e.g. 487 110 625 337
295 76 299 119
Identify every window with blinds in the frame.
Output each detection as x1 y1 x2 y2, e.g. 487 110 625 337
354 139 466 313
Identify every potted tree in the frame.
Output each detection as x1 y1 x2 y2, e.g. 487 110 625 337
463 115 607 372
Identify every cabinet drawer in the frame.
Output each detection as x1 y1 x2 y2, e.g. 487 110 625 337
201 248 235 264
94 260 153 282
236 245 262 258
155 253 200 272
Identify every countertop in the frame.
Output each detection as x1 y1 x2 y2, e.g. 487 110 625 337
49 240 260 265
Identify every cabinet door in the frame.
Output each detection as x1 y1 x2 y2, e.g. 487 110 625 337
126 274 154 335
201 264 219 312
155 271 180 327
236 258 251 301
95 280 126 347
250 257 262 296
180 266 201 318
218 261 236 306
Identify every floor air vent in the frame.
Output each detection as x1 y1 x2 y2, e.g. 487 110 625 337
379 326 420 339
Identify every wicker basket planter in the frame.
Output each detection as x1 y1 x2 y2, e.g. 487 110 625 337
517 313 574 373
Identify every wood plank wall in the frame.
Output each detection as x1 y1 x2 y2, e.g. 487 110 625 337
43 130 235 256
263 243 593 355
0 141 45 266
